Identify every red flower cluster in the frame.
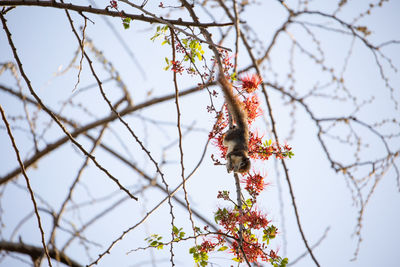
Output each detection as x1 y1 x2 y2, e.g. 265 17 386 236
175 42 186 54
211 49 234 77
217 190 230 200
209 109 229 161
247 132 293 161
239 209 270 230
241 73 262 93
199 234 225 253
214 208 238 232
214 205 275 263
171 60 184 74
231 238 268 263
243 172 267 199
199 240 216 253
110 0 118 9
242 94 262 124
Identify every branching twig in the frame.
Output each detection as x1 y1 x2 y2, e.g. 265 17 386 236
1 13 138 201
0 84 203 185
0 104 53 267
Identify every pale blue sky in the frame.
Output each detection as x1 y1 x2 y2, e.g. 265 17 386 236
0 1 399 267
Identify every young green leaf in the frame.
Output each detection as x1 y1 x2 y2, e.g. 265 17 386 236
122 17 131 29
217 246 228 251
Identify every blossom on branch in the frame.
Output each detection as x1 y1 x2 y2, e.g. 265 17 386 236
240 73 262 93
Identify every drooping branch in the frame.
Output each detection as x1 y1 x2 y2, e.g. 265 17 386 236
0 84 203 185
0 240 83 267
0 0 233 28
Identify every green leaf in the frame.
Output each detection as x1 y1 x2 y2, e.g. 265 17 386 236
122 17 131 29
179 231 185 238
189 40 195 49
200 252 208 261
232 257 240 262
280 258 289 267
245 198 252 206
172 225 179 235
193 253 200 261
217 246 228 251
197 52 203 61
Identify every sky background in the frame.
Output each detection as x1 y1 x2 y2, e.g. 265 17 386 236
0 0 399 266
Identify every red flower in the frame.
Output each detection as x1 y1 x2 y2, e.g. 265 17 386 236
231 232 268 263
240 74 262 93
200 240 216 253
241 209 270 230
248 131 267 160
171 60 184 74
242 172 267 198
242 94 262 124
110 0 118 9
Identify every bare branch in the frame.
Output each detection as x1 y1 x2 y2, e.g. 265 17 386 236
0 0 233 28
0 240 82 267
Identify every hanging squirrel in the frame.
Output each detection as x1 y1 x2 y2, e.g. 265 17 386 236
219 74 251 173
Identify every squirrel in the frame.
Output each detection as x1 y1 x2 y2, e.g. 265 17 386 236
219 74 251 173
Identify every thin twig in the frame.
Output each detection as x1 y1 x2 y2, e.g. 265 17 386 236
47 98 124 262
87 138 211 266
72 16 87 92
0 104 53 267
288 227 330 266
0 12 137 200
0 84 203 185
170 27 197 260
234 173 251 266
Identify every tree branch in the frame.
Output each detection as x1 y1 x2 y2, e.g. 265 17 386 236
0 240 83 267
0 0 233 28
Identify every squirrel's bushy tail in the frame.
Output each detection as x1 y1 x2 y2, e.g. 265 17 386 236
218 74 248 132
